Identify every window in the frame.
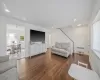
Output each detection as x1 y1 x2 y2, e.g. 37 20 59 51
92 21 100 52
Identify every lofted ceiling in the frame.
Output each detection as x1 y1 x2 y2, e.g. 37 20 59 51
0 0 95 28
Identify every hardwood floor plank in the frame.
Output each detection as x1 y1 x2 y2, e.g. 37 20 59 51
17 51 91 80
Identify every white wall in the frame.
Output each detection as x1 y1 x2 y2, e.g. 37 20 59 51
0 16 50 57
51 26 89 54
63 26 89 53
0 16 6 56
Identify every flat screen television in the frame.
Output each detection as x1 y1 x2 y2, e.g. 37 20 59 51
30 29 45 43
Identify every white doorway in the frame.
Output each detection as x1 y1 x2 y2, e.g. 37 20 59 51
6 24 25 59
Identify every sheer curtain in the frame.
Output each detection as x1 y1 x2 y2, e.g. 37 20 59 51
92 21 100 52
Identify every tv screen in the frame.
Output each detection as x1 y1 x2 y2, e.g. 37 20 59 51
30 29 45 43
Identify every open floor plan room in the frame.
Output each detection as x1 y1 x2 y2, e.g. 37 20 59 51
0 0 100 80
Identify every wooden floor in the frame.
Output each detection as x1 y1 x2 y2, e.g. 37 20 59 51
17 49 91 80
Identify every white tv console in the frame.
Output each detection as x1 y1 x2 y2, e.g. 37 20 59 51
29 42 46 58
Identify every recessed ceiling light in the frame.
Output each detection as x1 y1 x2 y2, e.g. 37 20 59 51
77 24 82 26
74 19 77 22
52 27 54 28
5 9 10 12
3 3 10 12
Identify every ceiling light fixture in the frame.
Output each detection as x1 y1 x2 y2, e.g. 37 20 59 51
52 27 54 28
77 24 82 26
3 3 10 12
74 19 77 22
5 9 10 12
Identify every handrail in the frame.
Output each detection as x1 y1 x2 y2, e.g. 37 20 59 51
57 28 74 54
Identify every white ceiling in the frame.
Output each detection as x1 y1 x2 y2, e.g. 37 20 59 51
0 0 95 28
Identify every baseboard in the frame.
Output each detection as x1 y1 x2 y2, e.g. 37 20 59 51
75 53 89 56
